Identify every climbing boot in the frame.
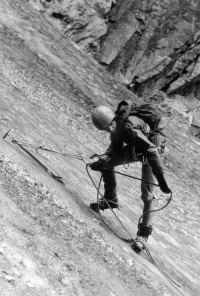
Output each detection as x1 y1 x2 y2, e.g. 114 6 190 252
132 223 153 253
90 197 118 212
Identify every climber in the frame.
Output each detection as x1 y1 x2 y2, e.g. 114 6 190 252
89 101 171 251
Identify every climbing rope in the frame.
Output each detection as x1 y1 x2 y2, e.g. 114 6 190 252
86 162 171 243
3 129 180 287
3 128 91 165
86 161 181 288
86 164 135 243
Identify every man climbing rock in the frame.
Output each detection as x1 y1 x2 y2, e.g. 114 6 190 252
89 100 171 251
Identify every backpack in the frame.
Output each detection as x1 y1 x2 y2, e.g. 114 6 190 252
115 100 166 146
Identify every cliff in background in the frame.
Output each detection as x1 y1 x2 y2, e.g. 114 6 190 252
32 0 200 139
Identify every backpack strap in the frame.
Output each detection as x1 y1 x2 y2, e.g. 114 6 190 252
122 100 133 124
115 100 133 125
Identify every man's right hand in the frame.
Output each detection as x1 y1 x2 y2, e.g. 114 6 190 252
157 174 171 194
89 160 104 171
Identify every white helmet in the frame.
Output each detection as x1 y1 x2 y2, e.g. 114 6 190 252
91 105 115 130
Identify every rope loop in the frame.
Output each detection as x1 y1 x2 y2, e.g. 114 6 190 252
86 157 180 288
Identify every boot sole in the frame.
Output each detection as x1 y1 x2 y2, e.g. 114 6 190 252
90 203 118 212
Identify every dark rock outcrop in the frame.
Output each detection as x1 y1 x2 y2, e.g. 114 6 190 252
29 0 200 139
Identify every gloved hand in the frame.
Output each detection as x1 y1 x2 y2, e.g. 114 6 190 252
89 160 105 171
156 174 171 194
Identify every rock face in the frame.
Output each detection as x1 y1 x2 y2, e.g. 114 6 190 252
30 0 200 138
1 1 200 296
29 0 112 51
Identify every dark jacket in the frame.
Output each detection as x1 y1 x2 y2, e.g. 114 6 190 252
105 115 164 177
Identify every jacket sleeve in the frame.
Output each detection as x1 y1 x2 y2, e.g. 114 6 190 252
124 121 164 176
145 145 164 176
105 132 123 157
